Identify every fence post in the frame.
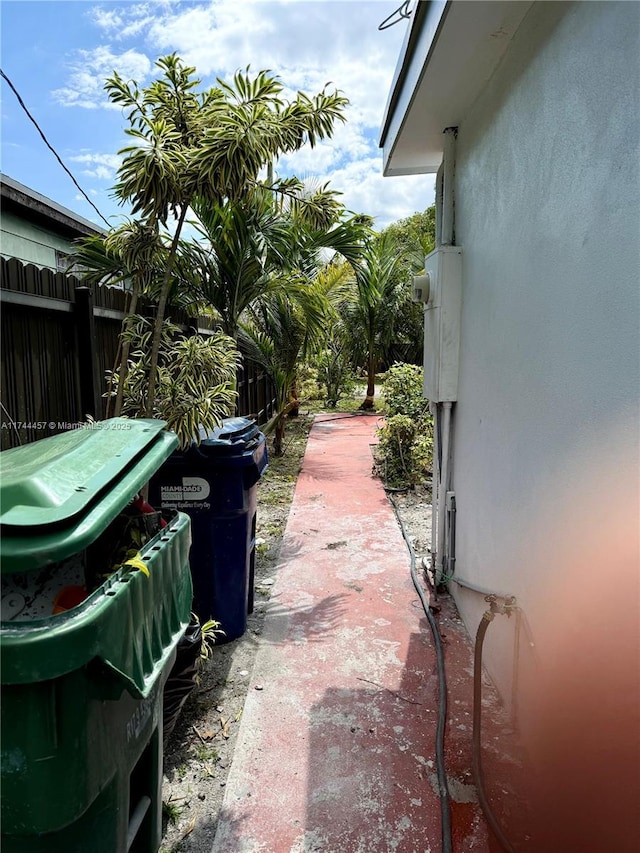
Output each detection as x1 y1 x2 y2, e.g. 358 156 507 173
74 286 101 419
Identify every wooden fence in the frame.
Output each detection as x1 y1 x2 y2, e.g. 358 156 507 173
0 257 276 450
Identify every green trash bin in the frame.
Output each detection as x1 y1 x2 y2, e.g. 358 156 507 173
0 419 193 853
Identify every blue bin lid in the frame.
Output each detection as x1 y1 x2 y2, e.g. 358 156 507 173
197 417 260 453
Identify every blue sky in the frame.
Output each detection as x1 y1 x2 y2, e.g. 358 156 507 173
1 0 435 230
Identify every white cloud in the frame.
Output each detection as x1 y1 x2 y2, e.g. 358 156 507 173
278 119 375 176
146 1 274 74
69 152 122 181
90 8 124 32
315 156 435 229
52 46 152 109
137 1 404 130
144 1 404 107
70 152 121 168
138 0 418 223
83 165 111 180
67 1 430 224
89 3 174 40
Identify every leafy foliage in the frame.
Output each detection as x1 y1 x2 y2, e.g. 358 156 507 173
381 207 436 259
199 617 225 660
187 192 368 450
302 260 356 406
111 317 239 449
239 280 328 454
103 53 352 420
381 362 430 420
375 363 433 487
71 220 165 290
177 193 290 339
376 415 419 485
72 220 174 417
378 207 437 365
295 362 325 402
315 338 356 407
340 234 404 408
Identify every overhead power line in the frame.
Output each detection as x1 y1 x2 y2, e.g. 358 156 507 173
0 68 111 228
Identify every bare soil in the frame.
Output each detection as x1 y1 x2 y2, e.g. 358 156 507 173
159 407 435 853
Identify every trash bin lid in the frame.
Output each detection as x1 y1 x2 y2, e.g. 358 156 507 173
0 419 178 573
197 417 260 453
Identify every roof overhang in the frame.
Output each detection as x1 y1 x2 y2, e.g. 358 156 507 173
0 174 104 238
380 0 534 176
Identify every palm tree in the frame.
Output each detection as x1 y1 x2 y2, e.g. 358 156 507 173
342 236 404 409
104 54 350 418
239 281 328 455
312 262 358 406
174 192 366 420
380 206 437 365
178 189 367 340
176 193 292 340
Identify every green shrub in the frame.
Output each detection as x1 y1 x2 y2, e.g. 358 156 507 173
375 363 433 487
296 362 324 402
376 415 417 484
110 316 238 449
381 362 429 419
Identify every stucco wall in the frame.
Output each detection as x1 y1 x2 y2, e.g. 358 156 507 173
450 0 639 713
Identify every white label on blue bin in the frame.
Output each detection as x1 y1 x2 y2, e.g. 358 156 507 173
161 477 210 504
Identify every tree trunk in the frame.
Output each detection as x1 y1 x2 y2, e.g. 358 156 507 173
105 336 122 419
144 205 189 417
261 398 297 456
360 354 376 410
288 377 300 418
113 277 141 417
273 416 286 456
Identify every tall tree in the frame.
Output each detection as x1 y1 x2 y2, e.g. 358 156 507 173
104 54 350 418
312 262 358 406
178 188 366 341
239 280 328 455
381 207 436 260
175 192 292 340
342 235 404 409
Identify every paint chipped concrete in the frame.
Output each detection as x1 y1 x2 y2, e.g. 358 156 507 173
211 414 499 852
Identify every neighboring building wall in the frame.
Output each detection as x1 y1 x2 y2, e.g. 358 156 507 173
0 174 103 272
0 210 76 270
450 0 639 712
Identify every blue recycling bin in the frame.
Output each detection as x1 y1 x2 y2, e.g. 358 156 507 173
149 418 268 642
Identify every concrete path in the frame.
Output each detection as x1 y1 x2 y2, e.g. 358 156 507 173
211 414 493 853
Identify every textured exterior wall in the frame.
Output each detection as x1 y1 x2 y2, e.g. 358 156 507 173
450 1 639 708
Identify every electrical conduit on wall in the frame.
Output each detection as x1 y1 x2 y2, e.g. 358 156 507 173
430 125 519 850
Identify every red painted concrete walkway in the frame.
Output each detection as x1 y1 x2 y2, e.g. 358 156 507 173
211 414 497 853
